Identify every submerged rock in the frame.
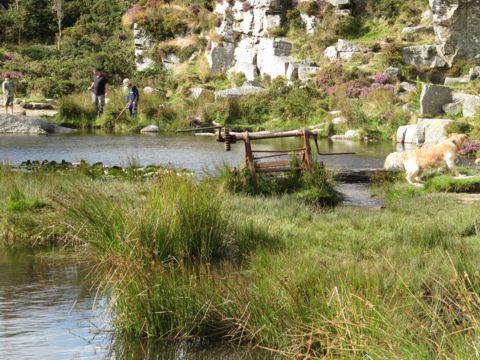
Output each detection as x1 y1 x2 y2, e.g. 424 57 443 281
0 114 75 135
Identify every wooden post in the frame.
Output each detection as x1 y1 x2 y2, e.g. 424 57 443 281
243 132 257 188
303 129 314 172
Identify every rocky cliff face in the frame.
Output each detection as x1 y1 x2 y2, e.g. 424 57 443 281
207 0 293 80
430 0 480 66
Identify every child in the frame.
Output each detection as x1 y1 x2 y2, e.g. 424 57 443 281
126 80 139 116
2 74 15 114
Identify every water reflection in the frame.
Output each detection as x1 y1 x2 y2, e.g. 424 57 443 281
0 253 280 359
0 133 395 172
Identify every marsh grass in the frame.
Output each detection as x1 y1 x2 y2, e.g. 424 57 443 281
3 166 480 358
219 162 343 207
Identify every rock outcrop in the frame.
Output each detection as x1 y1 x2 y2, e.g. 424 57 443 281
430 0 480 66
0 114 76 135
207 0 293 81
134 24 155 71
206 0 320 81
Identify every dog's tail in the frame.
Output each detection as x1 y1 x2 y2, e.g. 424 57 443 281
384 152 405 170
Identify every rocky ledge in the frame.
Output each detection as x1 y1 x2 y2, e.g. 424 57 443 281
0 114 76 135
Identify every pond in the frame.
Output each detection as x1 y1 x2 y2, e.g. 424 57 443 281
0 133 396 173
0 253 281 360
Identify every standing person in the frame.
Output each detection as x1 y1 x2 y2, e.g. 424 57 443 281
88 68 107 116
125 80 139 116
2 74 15 115
122 78 130 105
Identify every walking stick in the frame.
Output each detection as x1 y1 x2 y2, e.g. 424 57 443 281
114 103 130 123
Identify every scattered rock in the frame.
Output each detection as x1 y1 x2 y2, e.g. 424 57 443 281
332 117 347 125
401 25 434 35
331 129 360 141
468 66 480 80
416 118 454 145
214 84 266 99
402 45 446 68
399 82 417 93
420 83 452 116
143 86 159 94
444 76 471 86
442 102 463 116
430 0 480 66
0 114 75 135
402 103 416 115
326 0 350 6
189 87 214 102
452 92 480 117
140 125 159 133
300 13 316 35
298 66 320 81
22 102 54 110
384 67 400 82
324 39 365 62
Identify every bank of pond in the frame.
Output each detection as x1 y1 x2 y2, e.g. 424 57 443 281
2 164 480 358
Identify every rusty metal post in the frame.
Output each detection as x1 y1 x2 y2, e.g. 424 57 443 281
243 132 257 188
303 129 314 172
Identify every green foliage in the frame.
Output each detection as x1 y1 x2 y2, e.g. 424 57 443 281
58 92 97 127
426 175 480 193
220 162 343 207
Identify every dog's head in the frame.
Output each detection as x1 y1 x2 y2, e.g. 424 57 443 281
448 133 470 150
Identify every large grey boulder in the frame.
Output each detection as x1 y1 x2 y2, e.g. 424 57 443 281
404 124 419 144
452 92 480 117
0 114 75 135
207 42 236 73
430 0 480 66
397 119 454 145
402 45 446 68
214 84 266 100
420 83 452 116
416 118 453 145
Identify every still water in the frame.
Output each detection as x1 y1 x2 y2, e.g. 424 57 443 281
0 254 280 360
0 133 395 172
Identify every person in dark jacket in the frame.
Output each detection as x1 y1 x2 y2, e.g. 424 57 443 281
88 68 107 116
